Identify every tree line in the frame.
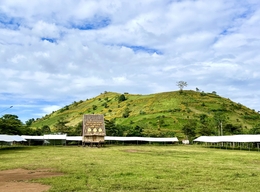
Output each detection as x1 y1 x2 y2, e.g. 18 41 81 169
1 113 260 142
181 112 248 142
0 114 82 136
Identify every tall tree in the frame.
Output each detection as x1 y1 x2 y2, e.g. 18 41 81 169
70 121 82 136
177 81 188 92
249 124 260 134
0 114 23 135
127 125 143 137
54 118 70 134
41 125 51 134
105 119 127 136
25 118 35 126
182 120 197 142
224 124 242 135
105 119 120 136
198 114 216 136
213 112 226 136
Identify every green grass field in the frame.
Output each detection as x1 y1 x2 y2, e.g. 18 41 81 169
1 145 260 192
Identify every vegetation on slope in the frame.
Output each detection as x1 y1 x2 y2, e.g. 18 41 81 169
26 90 260 140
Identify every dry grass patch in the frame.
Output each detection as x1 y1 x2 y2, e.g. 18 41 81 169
0 168 63 192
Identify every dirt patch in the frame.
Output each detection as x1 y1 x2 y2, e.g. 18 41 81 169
0 168 63 192
123 149 149 153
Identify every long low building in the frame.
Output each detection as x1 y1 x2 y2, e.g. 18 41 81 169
0 135 26 142
105 136 178 142
194 135 260 143
21 135 178 143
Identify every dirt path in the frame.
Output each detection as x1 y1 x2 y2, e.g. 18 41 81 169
0 168 63 192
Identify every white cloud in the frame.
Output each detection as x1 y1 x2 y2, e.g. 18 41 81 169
112 76 132 85
0 0 260 122
31 21 60 38
42 105 61 114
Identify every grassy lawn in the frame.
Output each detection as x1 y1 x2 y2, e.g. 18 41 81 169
1 145 260 192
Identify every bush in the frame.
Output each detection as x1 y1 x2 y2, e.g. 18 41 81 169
118 94 126 102
200 91 207 96
122 108 131 118
102 102 108 108
139 110 146 115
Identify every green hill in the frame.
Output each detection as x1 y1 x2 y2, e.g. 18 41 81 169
30 90 260 139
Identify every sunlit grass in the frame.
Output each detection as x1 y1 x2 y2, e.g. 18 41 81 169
1 145 260 191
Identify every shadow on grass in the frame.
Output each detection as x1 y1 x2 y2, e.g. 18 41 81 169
207 145 260 152
0 145 35 154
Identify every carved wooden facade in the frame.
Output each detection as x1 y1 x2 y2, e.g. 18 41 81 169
82 114 106 147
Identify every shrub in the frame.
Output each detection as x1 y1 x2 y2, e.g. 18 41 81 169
122 108 131 118
200 91 207 96
118 94 126 102
102 102 108 108
139 110 146 115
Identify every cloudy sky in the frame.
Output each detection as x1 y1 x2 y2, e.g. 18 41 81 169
0 0 260 122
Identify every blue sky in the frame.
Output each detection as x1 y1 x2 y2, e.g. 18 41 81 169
0 0 260 123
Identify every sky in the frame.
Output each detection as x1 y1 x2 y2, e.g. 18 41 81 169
0 0 260 123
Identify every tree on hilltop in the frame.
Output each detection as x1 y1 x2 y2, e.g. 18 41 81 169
177 81 188 93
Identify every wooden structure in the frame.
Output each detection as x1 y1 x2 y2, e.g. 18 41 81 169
82 114 106 147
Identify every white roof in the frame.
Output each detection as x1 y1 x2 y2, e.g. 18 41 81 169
66 136 82 141
194 135 260 143
105 136 178 142
21 135 67 140
20 135 178 142
0 135 26 142
21 135 44 140
43 134 67 140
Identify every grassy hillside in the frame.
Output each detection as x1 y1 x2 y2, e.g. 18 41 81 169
30 90 260 138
